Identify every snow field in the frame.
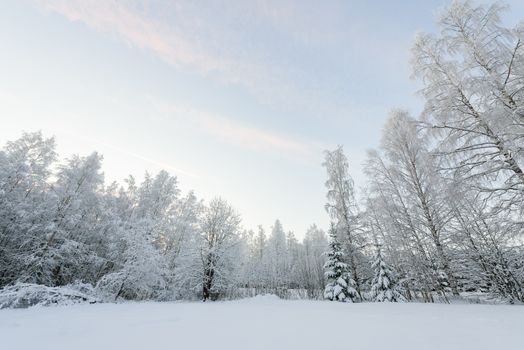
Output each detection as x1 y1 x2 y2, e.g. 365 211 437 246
1 297 523 350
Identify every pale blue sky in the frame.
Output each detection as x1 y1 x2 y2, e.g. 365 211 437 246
2 0 523 236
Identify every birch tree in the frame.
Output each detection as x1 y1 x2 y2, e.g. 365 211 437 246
411 0 524 211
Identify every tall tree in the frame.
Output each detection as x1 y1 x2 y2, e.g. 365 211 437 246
381 110 459 296
323 146 365 300
267 220 288 289
411 0 524 212
0 132 57 287
199 198 242 301
29 152 106 286
298 225 328 298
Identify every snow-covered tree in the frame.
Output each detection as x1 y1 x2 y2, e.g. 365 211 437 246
96 225 169 301
411 0 524 212
370 246 405 302
286 231 301 288
267 220 289 289
163 191 202 275
95 174 172 301
324 224 357 302
298 225 328 298
27 152 106 287
323 146 365 300
243 225 269 290
0 132 57 287
199 198 243 301
381 111 459 296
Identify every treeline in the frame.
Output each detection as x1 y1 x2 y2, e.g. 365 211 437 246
0 132 328 300
0 1 523 303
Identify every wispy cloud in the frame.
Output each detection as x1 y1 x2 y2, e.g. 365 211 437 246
37 0 229 73
52 127 204 180
34 0 408 146
33 0 351 117
86 136 203 180
146 95 325 163
35 0 285 94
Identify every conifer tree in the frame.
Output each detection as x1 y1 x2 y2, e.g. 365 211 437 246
323 224 357 302
371 246 405 302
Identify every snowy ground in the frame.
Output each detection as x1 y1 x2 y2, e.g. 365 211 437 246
1 296 523 350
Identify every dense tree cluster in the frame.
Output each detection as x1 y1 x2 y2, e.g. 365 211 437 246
0 132 328 301
0 1 522 304
345 1 523 303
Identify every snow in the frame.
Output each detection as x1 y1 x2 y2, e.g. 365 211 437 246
237 293 281 303
0 283 100 309
0 298 522 350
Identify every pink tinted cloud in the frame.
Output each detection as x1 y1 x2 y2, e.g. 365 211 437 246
146 96 323 162
38 0 227 72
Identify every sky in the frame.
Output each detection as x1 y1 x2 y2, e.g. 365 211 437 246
1 0 523 237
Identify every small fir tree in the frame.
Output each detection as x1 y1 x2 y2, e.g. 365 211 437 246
371 246 405 302
323 223 357 302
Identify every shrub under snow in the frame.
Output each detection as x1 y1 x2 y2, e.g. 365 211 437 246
0 282 100 309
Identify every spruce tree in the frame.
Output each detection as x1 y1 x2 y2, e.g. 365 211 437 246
323 224 357 302
371 246 405 302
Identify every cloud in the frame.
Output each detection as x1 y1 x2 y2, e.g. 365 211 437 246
197 111 316 159
37 0 228 72
83 136 203 180
34 0 411 139
33 0 351 117
35 0 285 94
146 95 325 163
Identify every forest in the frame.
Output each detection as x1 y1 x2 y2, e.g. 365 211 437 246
0 1 523 306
